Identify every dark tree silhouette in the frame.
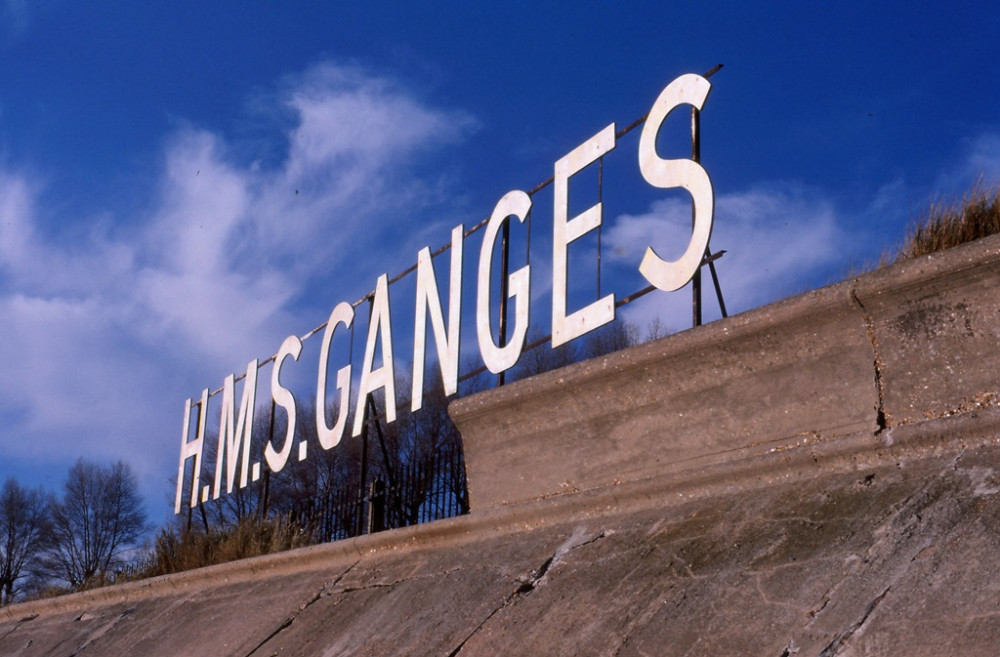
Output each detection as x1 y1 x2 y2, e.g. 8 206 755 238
0 478 47 605
44 459 147 589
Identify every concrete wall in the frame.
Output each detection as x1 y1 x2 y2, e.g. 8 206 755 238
3 235 1000 656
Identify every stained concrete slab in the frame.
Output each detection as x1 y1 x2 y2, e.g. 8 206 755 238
2 235 1000 656
451 278 879 511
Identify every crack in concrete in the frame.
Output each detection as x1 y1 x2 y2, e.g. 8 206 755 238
516 529 609 594
797 460 957 651
243 560 360 657
850 288 889 435
446 529 608 657
66 608 136 657
778 638 800 656
816 586 890 657
0 613 37 644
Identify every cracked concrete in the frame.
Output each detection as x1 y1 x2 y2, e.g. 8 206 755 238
2 234 1000 655
849 288 889 434
816 586 890 657
242 561 360 657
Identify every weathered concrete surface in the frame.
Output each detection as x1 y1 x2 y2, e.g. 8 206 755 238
2 235 999 656
451 278 879 511
452 233 1000 512
853 239 1000 428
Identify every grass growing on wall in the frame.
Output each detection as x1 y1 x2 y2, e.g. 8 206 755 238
896 179 1000 260
145 517 314 578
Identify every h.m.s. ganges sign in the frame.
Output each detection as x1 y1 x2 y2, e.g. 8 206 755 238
175 73 716 514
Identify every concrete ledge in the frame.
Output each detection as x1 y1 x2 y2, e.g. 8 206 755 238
450 233 1000 512
852 234 1000 428
451 273 877 511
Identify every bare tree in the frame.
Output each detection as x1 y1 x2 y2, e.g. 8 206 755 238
580 319 639 359
44 459 148 589
0 479 47 605
644 316 671 342
510 327 578 380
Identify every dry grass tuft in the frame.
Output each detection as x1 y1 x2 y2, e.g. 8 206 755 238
146 516 314 578
896 179 1000 261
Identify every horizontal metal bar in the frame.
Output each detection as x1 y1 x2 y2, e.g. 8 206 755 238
192 67 724 403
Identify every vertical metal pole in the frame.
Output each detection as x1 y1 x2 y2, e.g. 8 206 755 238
497 219 511 386
185 401 202 534
691 104 703 327
358 406 369 535
708 257 728 318
198 498 210 533
597 157 603 301
261 398 275 520
357 297 373 535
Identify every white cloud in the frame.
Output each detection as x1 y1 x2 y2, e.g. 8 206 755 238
0 61 476 517
0 173 34 272
606 182 847 332
936 131 1000 193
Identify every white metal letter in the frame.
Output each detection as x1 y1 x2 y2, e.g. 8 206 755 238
174 389 208 514
214 360 259 497
638 73 714 291
353 274 396 437
316 302 354 450
552 123 617 347
266 335 302 473
412 224 464 411
477 190 531 374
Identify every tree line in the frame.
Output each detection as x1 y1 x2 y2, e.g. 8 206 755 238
0 459 147 604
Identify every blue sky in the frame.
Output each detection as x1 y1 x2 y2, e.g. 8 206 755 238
1 1 998 524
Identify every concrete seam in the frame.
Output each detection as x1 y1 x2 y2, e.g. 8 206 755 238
850 287 889 434
243 559 360 657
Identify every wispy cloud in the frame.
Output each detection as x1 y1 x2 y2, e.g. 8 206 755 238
0 61 476 517
605 182 847 332
936 131 1000 193
606 124 1000 335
